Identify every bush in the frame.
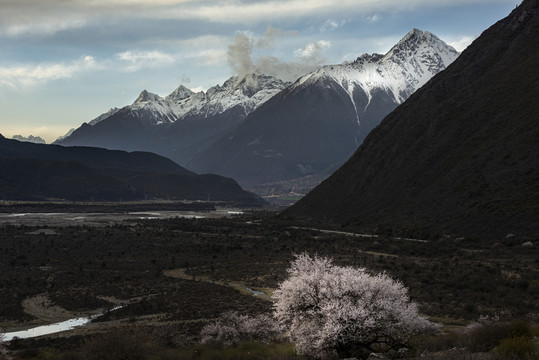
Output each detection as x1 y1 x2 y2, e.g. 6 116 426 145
495 336 537 359
79 326 154 360
411 332 460 353
0 331 11 360
200 311 283 346
507 320 533 339
464 321 510 352
178 341 298 360
463 317 537 356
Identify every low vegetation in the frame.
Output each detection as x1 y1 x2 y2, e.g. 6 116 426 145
0 210 537 359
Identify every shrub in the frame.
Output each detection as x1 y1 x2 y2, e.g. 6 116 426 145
0 331 11 360
464 319 509 352
178 341 298 360
495 336 537 359
463 318 535 354
79 326 154 360
273 253 439 359
200 311 283 346
411 332 460 353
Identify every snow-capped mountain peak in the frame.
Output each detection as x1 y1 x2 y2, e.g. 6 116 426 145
165 85 193 102
166 73 290 119
133 90 162 104
67 73 290 135
12 135 46 144
231 73 289 97
292 28 459 105
382 28 459 79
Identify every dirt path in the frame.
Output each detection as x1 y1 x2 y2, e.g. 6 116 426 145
22 294 82 323
290 226 429 243
163 268 273 302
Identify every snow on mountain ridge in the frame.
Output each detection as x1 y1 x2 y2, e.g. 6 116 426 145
163 73 290 120
81 73 290 130
12 135 46 144
292 29 459 108
88 107 121 126
165 85 193 102
58 29 455 143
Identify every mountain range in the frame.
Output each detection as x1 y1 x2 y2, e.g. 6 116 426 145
283 0 539 239
55 29 458 200
55 74 290 166
11 135 46 144
188 29 459 188
0 134 264 204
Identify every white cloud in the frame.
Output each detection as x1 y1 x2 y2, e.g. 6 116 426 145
320 19 347 32
0 56 97 89
116 50 176 72
157 35 229 66
0 0 195 36
447 35 477 52
189 86 206 93
366 14 381 22
189 49 228 66
0 0 517 36
4 18 88 37
153 0 517 24
294 40 331 60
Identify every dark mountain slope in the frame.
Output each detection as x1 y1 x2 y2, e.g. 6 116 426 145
0 135 194 177
284 0 539 239
0 156 138 201
0 136 263 204
189 78 362 185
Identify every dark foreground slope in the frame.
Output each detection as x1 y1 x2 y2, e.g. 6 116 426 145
0 135 263 204
284 0 539 239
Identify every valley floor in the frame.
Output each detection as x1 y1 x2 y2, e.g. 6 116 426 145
0 206 537 358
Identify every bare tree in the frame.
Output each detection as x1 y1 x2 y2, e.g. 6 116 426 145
273 253 438 359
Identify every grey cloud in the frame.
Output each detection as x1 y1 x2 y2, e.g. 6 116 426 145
227 34 256 77
227 29 330 82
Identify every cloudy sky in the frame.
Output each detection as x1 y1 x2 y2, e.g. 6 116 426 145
0 0 519 143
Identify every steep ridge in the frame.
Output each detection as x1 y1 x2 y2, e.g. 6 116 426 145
0 136 263 204
188 29 458 188
284 0 539 239
55 74 290 165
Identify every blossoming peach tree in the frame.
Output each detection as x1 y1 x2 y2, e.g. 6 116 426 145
272 253 438 358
